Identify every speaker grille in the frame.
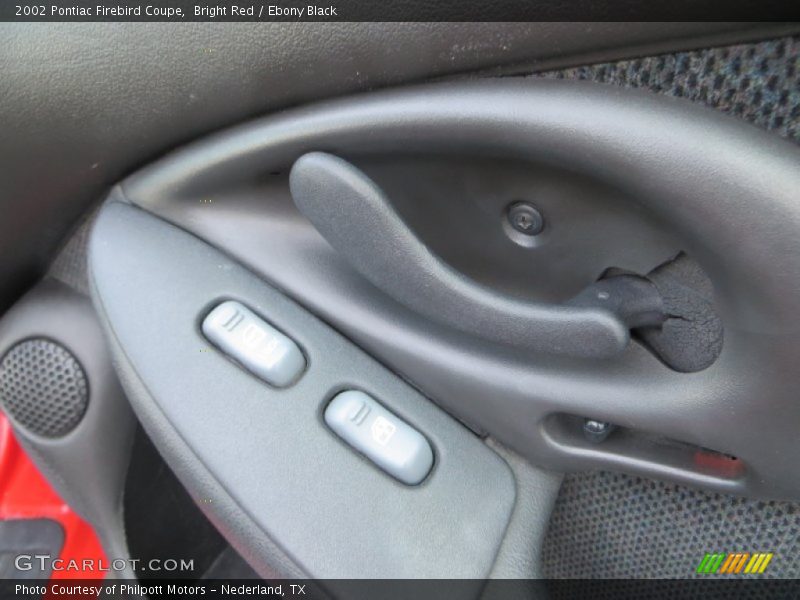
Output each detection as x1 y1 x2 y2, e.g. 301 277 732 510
0 339 88 438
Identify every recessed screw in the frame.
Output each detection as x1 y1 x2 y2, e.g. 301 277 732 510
507 202 544 236
583 419 614 444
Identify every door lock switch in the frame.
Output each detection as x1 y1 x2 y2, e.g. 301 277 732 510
202 300 305 387
325 390 433 485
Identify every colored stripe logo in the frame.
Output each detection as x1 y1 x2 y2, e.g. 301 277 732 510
696 552 773 574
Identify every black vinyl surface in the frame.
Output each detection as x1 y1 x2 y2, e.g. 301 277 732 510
540 35 800 579
1 23 796 316
44 31 800 580
0 519 64 579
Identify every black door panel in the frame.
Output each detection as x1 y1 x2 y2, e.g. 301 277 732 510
1 23 799 586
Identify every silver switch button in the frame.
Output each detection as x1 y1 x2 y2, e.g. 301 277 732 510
202 300 305 388
325 390 433 485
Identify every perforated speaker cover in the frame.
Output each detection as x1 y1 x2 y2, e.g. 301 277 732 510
0 339 88 438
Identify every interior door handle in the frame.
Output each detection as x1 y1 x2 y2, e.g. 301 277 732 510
290 151 665 358
115 78 800 498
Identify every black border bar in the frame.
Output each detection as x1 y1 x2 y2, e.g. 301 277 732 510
2 0 800 22
4 579 800 599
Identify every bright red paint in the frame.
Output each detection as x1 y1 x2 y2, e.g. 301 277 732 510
0 412 106 580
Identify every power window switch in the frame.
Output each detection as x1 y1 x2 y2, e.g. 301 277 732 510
202 300 305 388
325 390 433 485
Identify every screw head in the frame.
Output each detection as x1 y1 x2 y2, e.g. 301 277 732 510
583 419 614 444
507 202 544 236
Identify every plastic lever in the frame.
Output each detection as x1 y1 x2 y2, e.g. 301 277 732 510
289 152 634 358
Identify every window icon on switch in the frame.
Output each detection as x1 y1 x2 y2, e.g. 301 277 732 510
325 390 433 485
202 300 305 388
371 416 396 446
